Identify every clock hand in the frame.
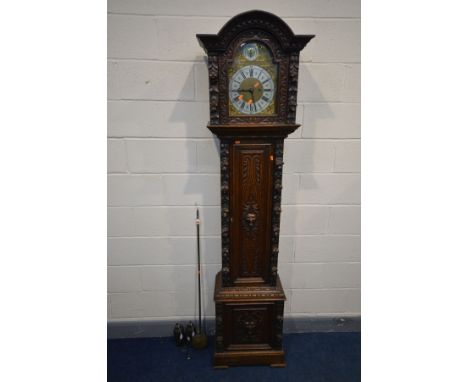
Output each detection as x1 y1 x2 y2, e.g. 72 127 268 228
246 89 256 109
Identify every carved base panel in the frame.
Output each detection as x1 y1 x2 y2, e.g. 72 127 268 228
214 271 286 367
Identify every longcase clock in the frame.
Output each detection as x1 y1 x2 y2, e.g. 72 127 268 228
197 10 314 368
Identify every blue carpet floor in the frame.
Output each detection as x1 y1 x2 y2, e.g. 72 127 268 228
108 332 360 382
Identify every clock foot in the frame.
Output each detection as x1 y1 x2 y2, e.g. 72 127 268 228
214 350 285 368
270 362 286 368
213 365 229 369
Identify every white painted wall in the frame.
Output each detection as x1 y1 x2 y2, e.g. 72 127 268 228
107 0 361 323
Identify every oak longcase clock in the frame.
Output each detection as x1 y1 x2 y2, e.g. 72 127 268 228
197 10 314 368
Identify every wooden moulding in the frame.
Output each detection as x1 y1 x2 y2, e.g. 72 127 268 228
214 271 285 302
207 124 300 138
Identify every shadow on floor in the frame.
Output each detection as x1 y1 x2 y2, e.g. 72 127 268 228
108 332 361 382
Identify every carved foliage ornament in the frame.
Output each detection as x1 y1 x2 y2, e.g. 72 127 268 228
220 140 231 285
269 140 284 284
241 153 261 237
215 303 224 351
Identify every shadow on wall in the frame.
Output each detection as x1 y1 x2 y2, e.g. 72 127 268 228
278 64 337 306
168 58 219 327
285 65 335 207
282 63 334 234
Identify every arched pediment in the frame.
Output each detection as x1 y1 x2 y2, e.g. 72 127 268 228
197 10 314 53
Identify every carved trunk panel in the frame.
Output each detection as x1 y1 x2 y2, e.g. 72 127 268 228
230 142 273 285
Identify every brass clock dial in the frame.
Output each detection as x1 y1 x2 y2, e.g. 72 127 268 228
228 41 278 117
229 65 275 115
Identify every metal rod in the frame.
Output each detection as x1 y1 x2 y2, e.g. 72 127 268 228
196 206 202 333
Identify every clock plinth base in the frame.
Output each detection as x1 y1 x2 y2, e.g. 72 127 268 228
214 349 285 368
213 272 286 368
